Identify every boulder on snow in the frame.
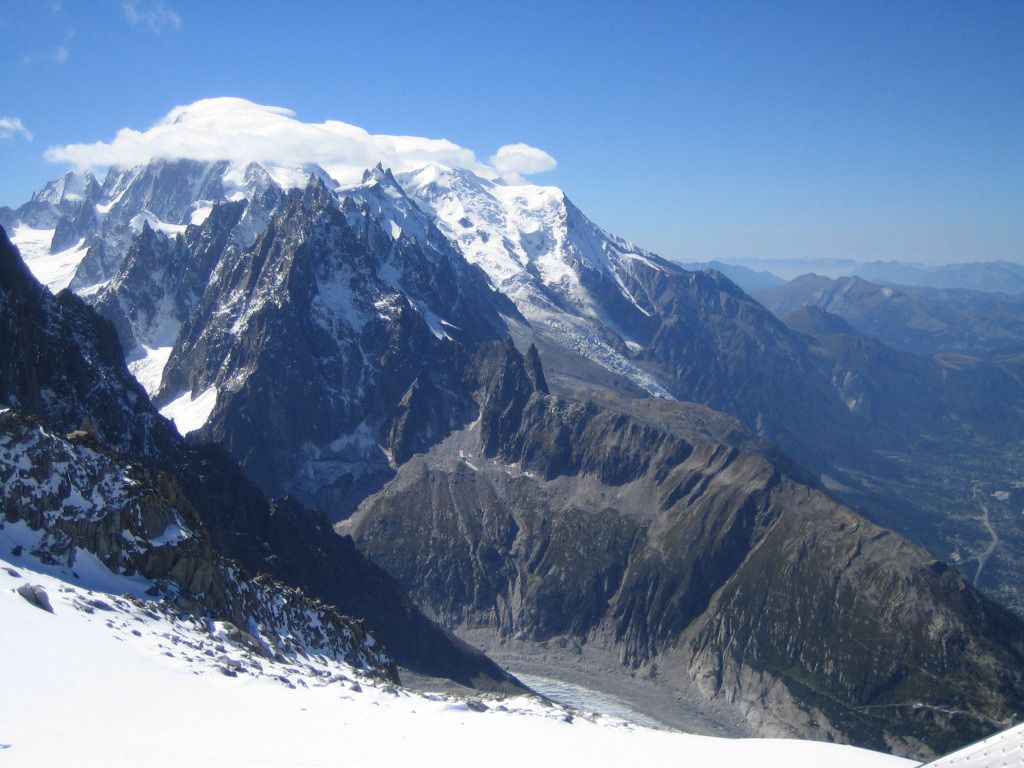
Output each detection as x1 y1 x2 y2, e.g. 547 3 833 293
17 584 53 613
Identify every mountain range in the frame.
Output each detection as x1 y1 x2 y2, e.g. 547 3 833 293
686 256 1024 293
4 156 1024 758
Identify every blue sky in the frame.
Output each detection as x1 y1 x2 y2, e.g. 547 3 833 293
1 0 1021 264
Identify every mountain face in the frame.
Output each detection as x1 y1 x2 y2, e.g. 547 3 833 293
398 166 853 461
12 162 1020 529
397 166 949 465
0 227 176 460
3 159 309 297
344 341 1024 758
754 273 1024 357
0 224 520 689
155 168 512 513
10 160 517 514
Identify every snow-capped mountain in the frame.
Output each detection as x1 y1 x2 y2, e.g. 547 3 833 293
9 159 1024 580
395 164 890 470
398 164 673 396
3 158 319 298
147 166 512 512
8 159 516 515
0 219 926 767
394 165 1024 598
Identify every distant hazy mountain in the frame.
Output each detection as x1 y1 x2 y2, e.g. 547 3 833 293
754 273 1024 356
694 257 860 281
690 257 1024 293
676 259 786 292
855 260 1024 294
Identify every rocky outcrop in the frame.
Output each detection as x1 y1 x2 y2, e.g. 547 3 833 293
0 410 394 677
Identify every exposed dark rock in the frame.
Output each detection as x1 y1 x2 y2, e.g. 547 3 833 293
0 226 177 460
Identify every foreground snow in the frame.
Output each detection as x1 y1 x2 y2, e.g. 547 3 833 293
0 557 915 768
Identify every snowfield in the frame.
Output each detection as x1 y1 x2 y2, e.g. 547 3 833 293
9 227 89 292
0 553 917 767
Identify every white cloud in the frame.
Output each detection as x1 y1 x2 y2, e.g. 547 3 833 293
122 0 182 33
0 117 33 142
44 97 557 185
489 143 558 183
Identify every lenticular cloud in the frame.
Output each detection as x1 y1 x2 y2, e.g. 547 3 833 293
44 97 555 184
489 143 557 184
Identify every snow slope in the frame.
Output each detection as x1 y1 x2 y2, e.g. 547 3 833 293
126 345 174 398
922 721 1024 767
0 555 917 768
158 385 218 435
